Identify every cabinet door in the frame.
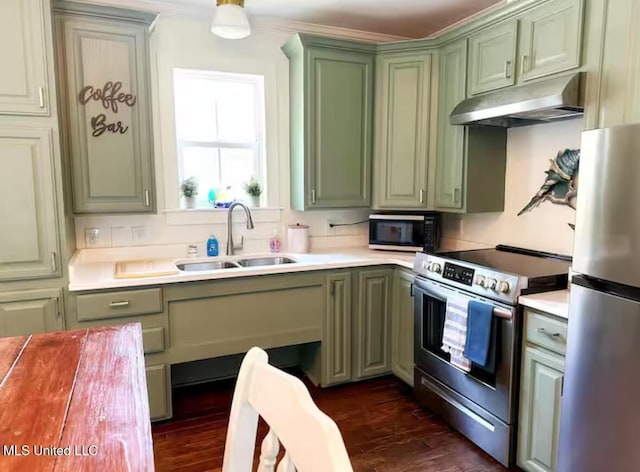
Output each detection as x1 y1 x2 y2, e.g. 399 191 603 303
146 364 172 421
0 0 50 115
518 0 584 82
435 40 467 210
57 16 155 213
517 345 565 472
374 54 431 208
0 290 63 337
0 127 60 281
468 21 518 95
307 48 373 208
323 273 352 386
392 270 414 386
353 269 392 379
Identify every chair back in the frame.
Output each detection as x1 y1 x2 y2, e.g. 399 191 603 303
222 347 353 472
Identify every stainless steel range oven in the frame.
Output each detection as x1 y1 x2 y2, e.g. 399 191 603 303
412 246 570 467
413 276 517 466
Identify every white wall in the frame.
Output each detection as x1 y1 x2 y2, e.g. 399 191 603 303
75 15 584 257
442 119 583 256
75 15 368 253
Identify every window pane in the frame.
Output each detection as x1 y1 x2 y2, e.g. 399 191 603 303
174 75 218 142
182 146 219 205
220 148 256 191
216 81 258 142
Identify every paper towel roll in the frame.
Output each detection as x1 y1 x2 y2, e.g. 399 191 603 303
287 224 309 253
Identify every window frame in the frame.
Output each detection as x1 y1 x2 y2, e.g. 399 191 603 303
173 68 266 206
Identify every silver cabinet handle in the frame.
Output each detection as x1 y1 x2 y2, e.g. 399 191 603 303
453 188 461 204
38 87 45 108
505 60 512 79
50 252 57 273
311 189 316 204
537 327 562 339
419 189 424 204
521 55 529 75
329 280 335 296
109 301 130 308
144 189 150 207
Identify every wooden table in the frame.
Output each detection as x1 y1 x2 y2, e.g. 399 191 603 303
0 324 155 471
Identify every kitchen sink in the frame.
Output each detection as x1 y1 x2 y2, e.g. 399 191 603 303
176 261 240 271
236 256 297 267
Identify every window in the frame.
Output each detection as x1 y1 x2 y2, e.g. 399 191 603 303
173 69 266 207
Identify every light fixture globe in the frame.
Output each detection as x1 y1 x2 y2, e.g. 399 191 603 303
211 0 251 39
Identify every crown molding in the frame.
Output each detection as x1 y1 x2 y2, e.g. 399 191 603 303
424 0 508 39
250 17 410 43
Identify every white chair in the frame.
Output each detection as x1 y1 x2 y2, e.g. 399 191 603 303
222 347 354 472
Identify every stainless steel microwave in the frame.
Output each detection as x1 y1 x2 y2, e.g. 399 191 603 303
369 213 441 253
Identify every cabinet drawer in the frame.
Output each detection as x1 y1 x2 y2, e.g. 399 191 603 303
525 308 567 355
142 327 165 354
76 288 162 321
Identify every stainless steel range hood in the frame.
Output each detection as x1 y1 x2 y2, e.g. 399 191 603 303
450 72 584 127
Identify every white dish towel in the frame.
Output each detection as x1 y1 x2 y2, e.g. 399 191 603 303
442 297 471 372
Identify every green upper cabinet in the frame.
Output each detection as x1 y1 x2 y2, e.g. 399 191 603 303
54 4 156 214
468 20 518 95
0 0 51 116
373 53 431 209
283 34 375 210
435 40 508 213
0 127 60 281
435 40 467 210
517 0 584 82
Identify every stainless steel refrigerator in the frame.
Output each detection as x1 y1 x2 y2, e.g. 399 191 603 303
558 123 640 471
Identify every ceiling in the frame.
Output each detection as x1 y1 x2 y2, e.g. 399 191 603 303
242 0 505 38
95 0 505 39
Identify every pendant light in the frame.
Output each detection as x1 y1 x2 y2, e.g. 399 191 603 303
211 0 251 39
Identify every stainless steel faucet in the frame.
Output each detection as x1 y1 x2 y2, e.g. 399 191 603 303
226 202 255 255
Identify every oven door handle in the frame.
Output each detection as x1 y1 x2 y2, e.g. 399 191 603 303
413 276 513 320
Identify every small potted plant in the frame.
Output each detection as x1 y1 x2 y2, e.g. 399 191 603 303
243 177 263 208
180 177 198 209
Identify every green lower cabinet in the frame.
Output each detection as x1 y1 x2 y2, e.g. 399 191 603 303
352 269 393 380
323 273 352 385
0 289 63 337
391 270 414 386
518 310 567 472
145 364 172 421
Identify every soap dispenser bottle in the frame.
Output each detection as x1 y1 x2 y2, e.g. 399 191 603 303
207 234 219 257
269 230 281 253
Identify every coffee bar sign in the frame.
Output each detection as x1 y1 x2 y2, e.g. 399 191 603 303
78 81 136 137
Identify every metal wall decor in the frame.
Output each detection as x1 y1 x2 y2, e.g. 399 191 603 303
518 149 580 216
78 81 137 137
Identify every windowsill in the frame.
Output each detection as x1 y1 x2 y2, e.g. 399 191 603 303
162 207 283 225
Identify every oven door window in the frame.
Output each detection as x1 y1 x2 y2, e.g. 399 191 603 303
369 219 423 247
421 292 499 387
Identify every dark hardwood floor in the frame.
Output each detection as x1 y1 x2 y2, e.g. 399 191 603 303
152 375 508 472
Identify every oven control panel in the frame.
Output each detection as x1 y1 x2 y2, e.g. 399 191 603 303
443 263 474 286
414 252 521 304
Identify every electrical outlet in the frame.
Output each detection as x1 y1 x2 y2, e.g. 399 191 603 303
131 225 147 244
85 228 100 248
111 226 132 247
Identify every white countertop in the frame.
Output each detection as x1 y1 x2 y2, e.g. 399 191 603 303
519 290 570 319
68 246 417 292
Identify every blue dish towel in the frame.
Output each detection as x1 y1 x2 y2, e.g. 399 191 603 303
464 300 494 367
